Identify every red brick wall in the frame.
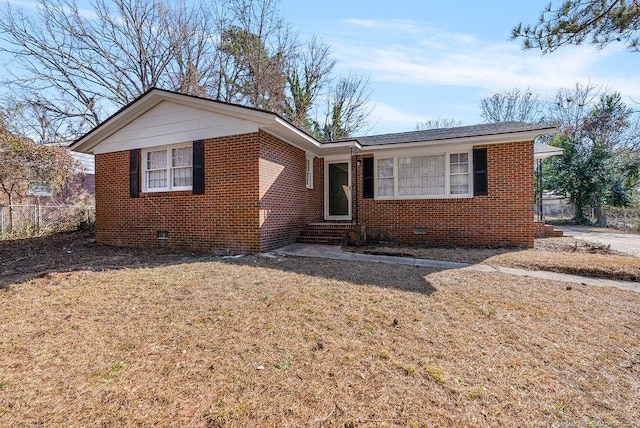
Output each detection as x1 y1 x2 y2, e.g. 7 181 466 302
258 131 324 250
94 131 323 254
95 133 261 254
355 141 535 247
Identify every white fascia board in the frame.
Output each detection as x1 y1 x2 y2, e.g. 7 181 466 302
358 128 556 152
535 148 564 160
266 117 324 152
316 140 362 157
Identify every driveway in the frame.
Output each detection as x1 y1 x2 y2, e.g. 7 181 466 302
559 226 640 257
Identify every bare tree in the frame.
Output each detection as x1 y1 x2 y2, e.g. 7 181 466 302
0 0 372 140
320 74 372 140
479 87 545 123
285 36 336 131
0 0 210 134
547 82 601 131
166 1 220 97
0 92 80 144
215 0 298 112
415 118 462 130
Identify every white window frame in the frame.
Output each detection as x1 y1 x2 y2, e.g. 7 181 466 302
142 143 193 193
373 147 473 200
449 152 471 196
305 153 314 189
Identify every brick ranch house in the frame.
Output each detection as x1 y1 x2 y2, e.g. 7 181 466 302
71 88 558 254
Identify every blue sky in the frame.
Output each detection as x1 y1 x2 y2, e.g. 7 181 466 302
278 0 640 134
2 0 639 136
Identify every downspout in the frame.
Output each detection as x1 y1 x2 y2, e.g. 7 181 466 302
352 146 359 226
537 159 544 222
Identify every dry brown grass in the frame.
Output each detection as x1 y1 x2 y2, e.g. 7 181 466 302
484 238 640 282
2 237 640 426
351 237 640 281
351 245 513 265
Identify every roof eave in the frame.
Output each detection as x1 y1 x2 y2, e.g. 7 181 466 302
359 127 557 151
535 148 564 160
70 88 321 154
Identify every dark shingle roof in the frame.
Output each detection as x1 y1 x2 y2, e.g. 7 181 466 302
330 122 555 146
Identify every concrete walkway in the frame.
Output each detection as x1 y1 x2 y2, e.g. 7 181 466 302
274 243 640 293
560 226 640 257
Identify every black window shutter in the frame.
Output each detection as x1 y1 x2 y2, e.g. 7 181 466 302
362 157 374 199
129 149 140 198
473 148 488 196
192 140 205 195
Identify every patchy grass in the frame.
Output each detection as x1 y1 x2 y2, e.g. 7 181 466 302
350 244 515 265
1 236 640 426
349 237 640 281
484 238 640 282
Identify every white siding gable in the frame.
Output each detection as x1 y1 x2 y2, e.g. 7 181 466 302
93 100 260 154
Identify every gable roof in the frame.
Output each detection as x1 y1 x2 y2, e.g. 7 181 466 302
331 122 557 148
70 88 558 157
71 87 323 155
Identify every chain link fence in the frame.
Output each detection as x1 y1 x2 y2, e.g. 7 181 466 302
535 197 640 230
0 204 95 239
601 206 640 230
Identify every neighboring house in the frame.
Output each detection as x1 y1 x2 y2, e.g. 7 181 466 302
71 88 557 254
26 149 95 205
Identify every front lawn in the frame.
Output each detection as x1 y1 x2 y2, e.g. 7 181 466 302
351 237 640 281
1 233 639 426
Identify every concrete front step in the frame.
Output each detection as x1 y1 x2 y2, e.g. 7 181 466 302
297 235 345 245
297 222 355 245
534 222 564 238
306 222 354 229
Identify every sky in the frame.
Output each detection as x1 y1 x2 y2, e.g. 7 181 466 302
277 0 640 135
2 0 640 136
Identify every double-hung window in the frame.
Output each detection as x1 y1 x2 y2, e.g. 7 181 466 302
374 150 472 199
449 153 469 195
143 144 193 192
377 158 394 197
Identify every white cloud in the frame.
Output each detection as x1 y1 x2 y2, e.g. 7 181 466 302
343 18 422 34
365 101 435 133
330 19 640 100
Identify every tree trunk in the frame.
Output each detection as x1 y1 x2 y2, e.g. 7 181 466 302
8 195 13 233
593 205 607 226
573 201 588 224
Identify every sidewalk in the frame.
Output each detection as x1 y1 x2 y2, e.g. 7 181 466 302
274 243 640 294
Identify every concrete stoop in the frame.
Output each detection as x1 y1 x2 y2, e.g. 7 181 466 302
297 222 354 245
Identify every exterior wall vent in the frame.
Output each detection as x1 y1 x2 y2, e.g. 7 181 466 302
413 227 427 235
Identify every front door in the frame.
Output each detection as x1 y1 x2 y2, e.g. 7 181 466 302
325 160 351 220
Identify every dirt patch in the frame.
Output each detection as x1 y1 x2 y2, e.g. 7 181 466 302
485 237 640 282
350 244 518 265
0 230 216 288
1 249 639 426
